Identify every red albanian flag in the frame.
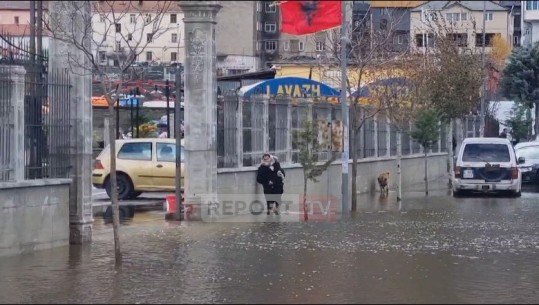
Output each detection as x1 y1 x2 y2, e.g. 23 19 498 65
281 1 342 35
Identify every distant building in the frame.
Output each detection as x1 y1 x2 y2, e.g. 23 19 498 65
521 0 539 47
410 1 512 54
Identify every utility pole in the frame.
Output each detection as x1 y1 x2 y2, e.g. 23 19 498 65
480 0 487 137
340 0 350 214
30 1 36 63
174 67 183 221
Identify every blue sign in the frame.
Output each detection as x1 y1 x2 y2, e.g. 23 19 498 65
119 97 140 107
240 77 340 98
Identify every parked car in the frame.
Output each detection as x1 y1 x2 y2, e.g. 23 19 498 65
452 137 523 197
92 138 185 200
515 142 539 184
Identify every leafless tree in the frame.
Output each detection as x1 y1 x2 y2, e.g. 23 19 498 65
44 0 175 264
409 10 483 184
321 7 409 210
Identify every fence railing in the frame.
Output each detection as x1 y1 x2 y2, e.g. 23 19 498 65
0 34 72 181
217 93 448 169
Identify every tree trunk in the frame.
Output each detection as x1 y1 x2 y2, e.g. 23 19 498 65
396 129 402 201
303 176 308 222
107 103 122 265
447 121 454 188
535 102 539 140
454 118 464 156
351 130 358 211
424 149 429 196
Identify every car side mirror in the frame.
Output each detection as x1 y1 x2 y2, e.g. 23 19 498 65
518 156 526 164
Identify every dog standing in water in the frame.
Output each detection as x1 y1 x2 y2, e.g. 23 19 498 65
377 171 390 195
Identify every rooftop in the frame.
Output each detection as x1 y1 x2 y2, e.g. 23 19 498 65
411 1 507 12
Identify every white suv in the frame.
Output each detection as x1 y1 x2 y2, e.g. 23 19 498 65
452 137 523 197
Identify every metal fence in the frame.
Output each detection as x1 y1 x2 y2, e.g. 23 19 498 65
0 35 72 181
217 92 449 169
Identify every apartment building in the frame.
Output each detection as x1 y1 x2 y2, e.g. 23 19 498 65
0 1 50 56
91 1 183 66
496 1 521 46
216 1 260 76
410 1 511 53
521 0 539 47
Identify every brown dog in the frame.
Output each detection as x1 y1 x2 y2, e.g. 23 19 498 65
377 171 390 194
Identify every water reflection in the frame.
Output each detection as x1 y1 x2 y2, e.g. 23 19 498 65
1 191 539 303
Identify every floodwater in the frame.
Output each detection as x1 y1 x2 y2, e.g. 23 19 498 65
1 187 539 304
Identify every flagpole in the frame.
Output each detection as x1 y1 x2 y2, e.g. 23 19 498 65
340 0 349 214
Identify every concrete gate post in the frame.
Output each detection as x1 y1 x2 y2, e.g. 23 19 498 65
179 1 222 220
48 1 93 243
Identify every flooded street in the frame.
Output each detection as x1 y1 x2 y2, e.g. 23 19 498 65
1 188 539 304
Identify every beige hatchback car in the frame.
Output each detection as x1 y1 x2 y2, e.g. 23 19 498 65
92 138 185 200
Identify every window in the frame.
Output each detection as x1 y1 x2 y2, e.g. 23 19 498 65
115 41 121 51
256 41 261 51
257 21 261 31
415 33 435 47
126 33 132 41
171 52 177 62
146 51 152 61
147 33 153 43
462 144 510 163
171 33 178 43
283 40 290 51
514 35 521 47
461 13 467 21
265 2 276 13
157 143 184 162
145 14 151 23
447 33 468 47
14 16 19 25
170 13 177 23
526 1 539 10
265 40 277 51
380 18 387 30
381 8 389 15
485 12 493 21
130 14 136 23
475 33 496 47
393 32 407 45
265 22 277 33
316 41 325 51
100 15 105 22
299 41 305 51
117 142 152 161
115 23 121 33
98 51 106 62
422 11 438 22
257 1 262 12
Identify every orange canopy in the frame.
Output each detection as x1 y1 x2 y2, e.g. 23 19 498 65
92 96 117 107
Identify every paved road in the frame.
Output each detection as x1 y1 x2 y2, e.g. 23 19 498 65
1 186 539 303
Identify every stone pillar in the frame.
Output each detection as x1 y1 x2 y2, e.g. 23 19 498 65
179 1 222 219
48 1 93 243
0 66 25 182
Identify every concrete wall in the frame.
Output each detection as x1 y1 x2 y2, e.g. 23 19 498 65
215 153 448 213
0 179 71 257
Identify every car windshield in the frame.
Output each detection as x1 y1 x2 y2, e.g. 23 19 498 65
516 145 539 160
462 143 511 163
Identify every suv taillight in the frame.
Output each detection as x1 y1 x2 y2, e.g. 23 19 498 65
454 166 462 179
511 167 519 179
95 160 104 170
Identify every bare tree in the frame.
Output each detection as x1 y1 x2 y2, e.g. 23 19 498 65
408 9 483 187
321 8 408 210
44 0 175 264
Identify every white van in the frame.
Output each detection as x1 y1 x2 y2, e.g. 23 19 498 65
452 137 523 197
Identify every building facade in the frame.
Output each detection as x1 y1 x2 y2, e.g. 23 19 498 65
410 1 511 54
216 1 260 75
91 1 183 66
521 0 539 47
